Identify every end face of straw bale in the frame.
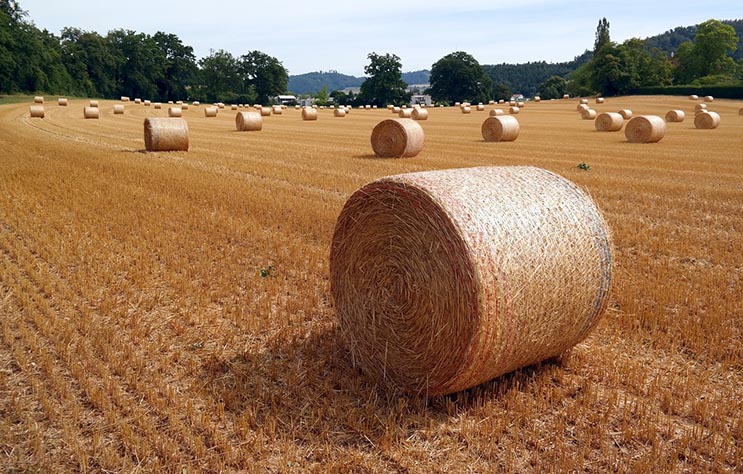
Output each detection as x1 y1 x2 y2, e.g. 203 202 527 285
399 108 413 118
625 115 666 143
204 106 218 117
329 166 613 395
302 108 318 121
694 111 720 129
594 112 623 131
412 108 428 120
235 111 263 131
370 119 424 158
144 117 189 152
618 109 633 119
581 109 597 119
89 100 99 108
29 105 45 118
481 116 519 142
509 106 520 114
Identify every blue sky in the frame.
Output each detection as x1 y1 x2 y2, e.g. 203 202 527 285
19 0 742 76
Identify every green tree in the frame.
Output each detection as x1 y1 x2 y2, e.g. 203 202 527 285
591 43 634 95
595 17 611 51
429 51 492 104
197 49 242 103
315 85 329 105
492 82 512 101
566 63 596 97
358 52 408 106
152 32 198 100
238 51 288 104
537 75 567 100
675 19 738 84
60 28 120 97
107 29 165 99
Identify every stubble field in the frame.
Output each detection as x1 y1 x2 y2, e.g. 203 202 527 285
0 95 741 473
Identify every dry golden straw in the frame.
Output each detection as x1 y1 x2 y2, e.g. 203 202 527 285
594 112 623 131
689 94 698 100
582 109 597 120
703 96 714 102
563 94 570 99
477 104 485 111
517 101 525 107
694 104 707 112
534 96 541 102
481 115 519 142
302 108 318 121
489 109 504 117
370 119 424 158
121 96 130 102
694 111 720 129
144 100 151 106
329 166 613 395
399 108 413 118
33 96 44 104
260 107 271 117
618 109 633 119
144 117 189 152
154 102 162 109
665 110 685 123
412 108 428 120
580 98 588 104
134 98 142 104
89 100 99 108
193 101 200 106
231 105 238 110
113 104 125 115
29 105 44 118
461 106 471 114
204 106 218 117
84 107 99 119
168 107 182 118
57 98 68 106
393 106 401 113
272 106 283 115
625 115 666 143
596 97 605 104
334 108 346 117
181 103 189 110
577 104 589 112
235 111 263 131
509 106 520 115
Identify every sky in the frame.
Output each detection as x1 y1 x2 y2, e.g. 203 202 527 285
18 0 743 77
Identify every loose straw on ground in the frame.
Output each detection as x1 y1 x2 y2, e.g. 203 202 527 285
370 119 424 158
665 110 685 123
694 111 720 129
329 165 613 395
625 115 665 143
235 111 262 131
595 112 623 131
144 117 189 151
481 116 519 142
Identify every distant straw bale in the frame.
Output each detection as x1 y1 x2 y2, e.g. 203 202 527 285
235 111 263 131
625 115 666 143
594 112 623 131
664 110 685 123
370 119 424 158
481 115 519 142
144 117 189 152
694 111 720 129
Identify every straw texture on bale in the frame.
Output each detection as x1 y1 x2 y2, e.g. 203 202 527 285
370 119 424 158
144 117 189 152
481 116 519 142
168 107 182 117
580 98 588 104
84 107 99 119
581 109 597 119
461 106 471 114
703 96 714 102
476 104 485 111
235 111 263 131
113 104 125 115
29 105 45 118
121 96 130 102
534 96 541 102
134 98 142 104
689 94 698 100
34 96 44 104
594 112 623 131
509 106 520 115
329 166 613 395
694 103 707 112
272 106 283 115
144 100 151 106
577 104 589 112
302 108 318 121
154 102 162 109
399 108 413 118
334 108 346 117
618 109 632 119
694 111 720 129
625 115 666 143
89 100 99 108
665 110 685 122
58 98 68 106
204 106 218 117
489 109 504 117
412 108 428 120
260 107 271 116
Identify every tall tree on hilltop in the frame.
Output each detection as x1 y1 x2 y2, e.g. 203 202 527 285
359 52 409 106
595 18 611 52
429 51 492 104
239 51 288 104
675 19 738 84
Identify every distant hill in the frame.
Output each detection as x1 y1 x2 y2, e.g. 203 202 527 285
288 69 431 95
644 19 743 60
402 70 431 85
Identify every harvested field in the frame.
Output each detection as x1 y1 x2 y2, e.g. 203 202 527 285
0 95 742 472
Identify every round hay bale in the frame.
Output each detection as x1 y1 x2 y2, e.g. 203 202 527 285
218 103 225 109
489 109 504 117
182 103 189 110
121 96 130 102
260 107 271 117
577 104 589 112
295 104 301 109
34 96 44 104
302 108 318 121
664 110 685 123
235 111 263 131
517 101 525 107
399 108 413 118
412 108 428 120
144 100 151 106
193 101 200 106
534 96 541 102
703 95 714 102
370 119 424 158
168 106 182 117
58 98 68 106
144 117 189 152
84 107 99 119
393 106 401 113
461 106 471 114
563 94 570 99
154 102 162 109
580 98 588 104
739 107 743 115
387 105 394 110
488 100 495 105
594 112 623 131
481 115 519 142
204 106 218 117
170 101 176 104
689 94 698 100
134 98 142 104
454 102 461 106
477 104 485 111
231 104 238 110
625 115 666 143
272 105 283 115
334 108 346 117
365 105 371 109
113 104 125 115
618 109 632 119
694 111 720 129
29 105 45 118
509 106 520 115
509 101 516 106
89 100 99 108
596 97 605 104
581 109 597 119
329 165 613 395
694 103 707 112
499 99 505 104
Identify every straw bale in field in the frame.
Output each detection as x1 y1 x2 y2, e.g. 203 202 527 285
121 96 130 102
625 115 665 143
235 111 263 131
329 166 613 395
154 102 162 109
689 94 698 100
144 117 189 152
168 107 182 117
694 111 720 129
581 109 597 119
272 105 283 115
399 108 413 118
231 105 238 110
703 96 714 102
393 106 401 113
534 96 541 102
739 108 743 115
618 109 632 119
412 108 428 120
204 106 218 117
29 105 44 118
580 98 588 104
694 103 707 112
664 110 685 123
134 98 142 104
517 101 525 107
113 104 125 115
259 107 271 116
334 108 346 117
182 103 189 110
461 106 471 114
84 107 99 119
144 100 151 106
577 104 589 112
481 116 519 142
34 96 44 104
596 97 605 104
489 109 504 117
370 119 424 158
193 101 200 106
509 106 520 115
58 98 68 106
477 104 485 111
302 108 318 121
563 94 570 99
595 112 623 131
89 100 99 108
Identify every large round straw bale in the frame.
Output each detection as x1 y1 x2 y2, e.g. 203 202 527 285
454 102 461 106
154 102 162 109
489 109 504 116
393 106 401 113
509 101 516 106
235 111 263 131
694 103 707 112
534 96 541 102
121 96 130 102
365 105 371 109
625 115 666 143
181 103 189 110
581 109 597 119
594 112 623 131
89 100 99 108
218 103 225 109
488 100 495 105
83 107 99 119
334 108 346 117
387 104 394 110
399 108 413 118
703 95 714 102
580 98 588 104
517 101 525 107
259 107 271 116
476 104 485 111
329 166 613 395
618 109 632 119
58 98 68 106
577 103 589 112
134 98 142 104
29 105 45 118
370 119 424 158
664 110 685 122
694 111 720 129
302 108 318 121
498 99 505 104
461 106 471 114
34 96 44 104
596 97 605 104
272 105 283 115
144 100 151 106
144 117 189 152
481 115 519 142
689 94 698 100
113 104 125 115
412 108 428 120
204 106 218 117
509 106 520 115
231 104 238 110
168 106 182 117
